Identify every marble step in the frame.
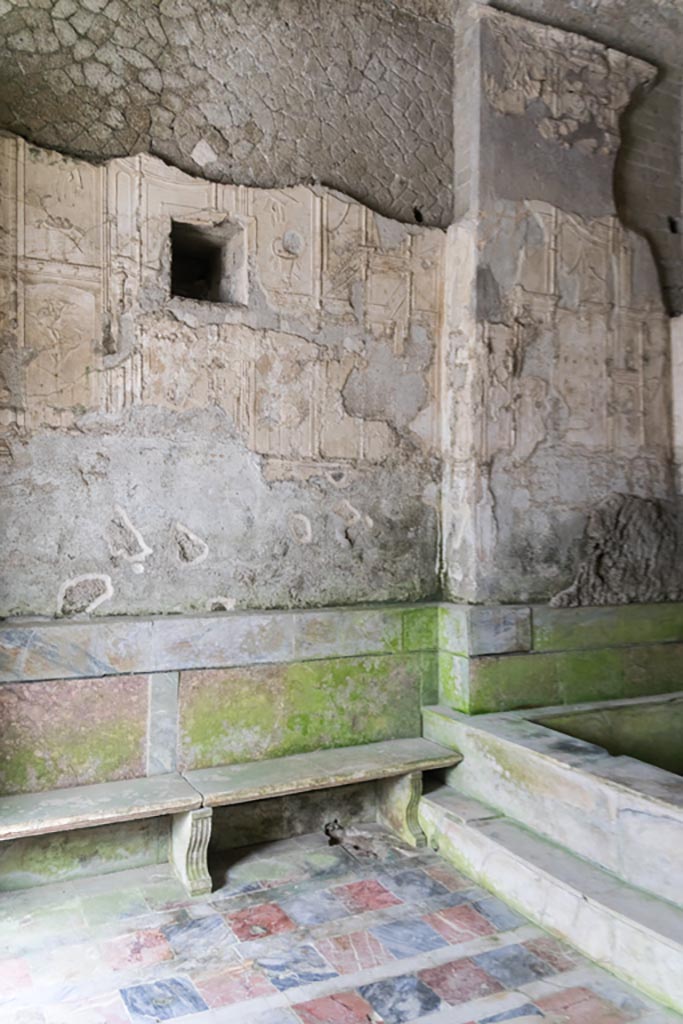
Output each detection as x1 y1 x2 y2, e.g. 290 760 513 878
183 737 462 807
0 773 201 841
422 703 683 908
419 784 683 1015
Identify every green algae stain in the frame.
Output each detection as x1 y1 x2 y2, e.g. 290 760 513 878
533 602 683 652
403 606 439 652
0 719 144 796
0 819 166 890
179 655 424 770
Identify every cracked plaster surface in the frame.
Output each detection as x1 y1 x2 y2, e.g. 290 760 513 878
0 0 453 228
0 0 681 311
0 137 443 617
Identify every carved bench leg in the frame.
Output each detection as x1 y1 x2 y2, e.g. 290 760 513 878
376 771 426 848
171 807 213 896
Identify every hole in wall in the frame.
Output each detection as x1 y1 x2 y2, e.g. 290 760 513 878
668 216 680 235
413 206 424 224
170 218 248 304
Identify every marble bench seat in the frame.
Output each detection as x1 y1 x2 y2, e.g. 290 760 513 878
184 737 462 807
177 738 462 895
0 739 461 897
0 772 201 841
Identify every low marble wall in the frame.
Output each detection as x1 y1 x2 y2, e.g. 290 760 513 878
1 600 682 797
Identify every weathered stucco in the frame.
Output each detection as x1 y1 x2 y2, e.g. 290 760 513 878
0 137 443 616
0 7 680 616
441 8 677 604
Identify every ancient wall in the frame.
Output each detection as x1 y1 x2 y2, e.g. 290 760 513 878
0 0 680 313
441 8 677 604
0 136 444 617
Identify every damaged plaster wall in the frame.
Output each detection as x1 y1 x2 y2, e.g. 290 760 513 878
0 0 680 312
0 136 444 617
0 0 454 227
442 8 678 605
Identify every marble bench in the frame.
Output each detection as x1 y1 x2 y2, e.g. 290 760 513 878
0 738 461 896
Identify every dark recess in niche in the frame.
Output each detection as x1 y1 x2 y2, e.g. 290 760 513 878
668 216 680 235
171 220 226 302
413 207 424 223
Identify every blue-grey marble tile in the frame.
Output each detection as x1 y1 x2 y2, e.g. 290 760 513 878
360 973 442 1024
280 888 349 926
377 868 449 903
162 914 235 959
371 919 447 959
472 896 527 931
120 977 208 1022
480 1003 543 1022
474 944 555 987
256 943 338 991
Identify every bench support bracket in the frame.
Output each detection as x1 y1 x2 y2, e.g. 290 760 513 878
171 807 213 896
376 771 426 847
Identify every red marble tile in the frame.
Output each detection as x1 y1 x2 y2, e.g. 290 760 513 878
101 929 173 971
419 956 503 1004
0 957 32 989
294 990 377 1023
536 986 637 1023
524 935 576 973
195 966 276 1008
425 863 472 891
226 902 296 941
424 904 495 944
316 929 395 974
332 879 402 914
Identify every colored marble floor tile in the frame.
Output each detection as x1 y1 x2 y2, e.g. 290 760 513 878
194 965 277 1007
43 992 131 1024
245 1010 300 1024
293 990 377 1024
101 929 174 971
316 928 395 974
425 862 473 891
359 972 443 1024
523 935 577 973
536 986 639 1023
419 956 503 1005
226 902 296 941
279 889 350 926
378 868 450 903
473 944 556 987
162 914 235 961
425 903 496 943
371 918 447 959
472 896 526 931
0 831 672 1024
480 1003 543 1022
331 878 402 913
256 943 338 991
120 977 208 1022
82 889 149 927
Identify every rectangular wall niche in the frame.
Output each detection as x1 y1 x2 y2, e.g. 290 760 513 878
170 218 248 305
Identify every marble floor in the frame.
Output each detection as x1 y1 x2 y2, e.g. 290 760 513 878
0 827 679 1024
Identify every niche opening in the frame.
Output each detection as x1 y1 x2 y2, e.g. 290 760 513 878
170 218 247 305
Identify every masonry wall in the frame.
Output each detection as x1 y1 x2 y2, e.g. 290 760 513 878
442 9 678 605
0 137 444 617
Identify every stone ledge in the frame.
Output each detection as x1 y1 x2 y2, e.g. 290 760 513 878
184 737 461 807
2 601 682 692
0 773 201 841
419 787 683 1013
